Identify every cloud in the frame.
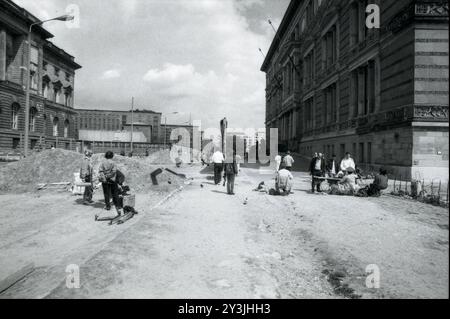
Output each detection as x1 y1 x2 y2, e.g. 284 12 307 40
101 69 121 80
13 0 290 130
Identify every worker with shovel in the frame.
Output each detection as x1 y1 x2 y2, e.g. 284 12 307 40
98 151 123 215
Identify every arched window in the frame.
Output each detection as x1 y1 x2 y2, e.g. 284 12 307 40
64 119 70 138
53 117 59 137
30 107 37 132
11 103 20 130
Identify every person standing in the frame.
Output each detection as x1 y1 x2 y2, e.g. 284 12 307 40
310 152 325 193
327 154 338 177
283 151 295 171
340 152 356 173
211 148 225 185
274 153 282 172
98 151 122 214
223 155 238 195
275 164 294 196
80 150 94 205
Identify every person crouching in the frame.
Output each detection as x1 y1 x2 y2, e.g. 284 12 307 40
275 164 294 196
98 151 123 215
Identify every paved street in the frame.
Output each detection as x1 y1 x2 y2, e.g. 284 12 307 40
1 164 447 299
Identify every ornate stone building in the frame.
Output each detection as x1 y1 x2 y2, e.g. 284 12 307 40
0 0 82 152
261 0 448 179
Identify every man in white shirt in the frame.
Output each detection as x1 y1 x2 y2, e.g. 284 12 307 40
211 149 225 185
283 151 295 171
340 152 356 174
275 165 294 196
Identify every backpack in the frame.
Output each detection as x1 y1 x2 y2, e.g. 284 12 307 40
225 163 236 175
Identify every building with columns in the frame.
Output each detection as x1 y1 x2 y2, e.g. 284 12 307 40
261 0 448 179
0 0 82 152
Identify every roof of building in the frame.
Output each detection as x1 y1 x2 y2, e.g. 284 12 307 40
44 41 82 70
75 108 162 115
260 0 301 72
1 0 81 69
0 0 54 39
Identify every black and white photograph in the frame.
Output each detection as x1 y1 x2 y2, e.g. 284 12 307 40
0 0 448 305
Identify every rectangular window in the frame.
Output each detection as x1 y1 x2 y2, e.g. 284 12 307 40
359 142 365 163
368 142 372 164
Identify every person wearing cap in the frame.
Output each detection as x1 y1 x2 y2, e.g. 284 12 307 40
80 150 94 205
283 151 295 171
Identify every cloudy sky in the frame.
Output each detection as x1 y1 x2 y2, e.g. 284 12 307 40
15 0 290 129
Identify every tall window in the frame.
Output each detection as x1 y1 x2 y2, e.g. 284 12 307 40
304 50 314 87
64 88 72 107
322 26 337 69
30 107 37 132
53 117 59 137
304 98 314 131
350 0 373 46
11 103 20 130
64 119 69 138
323 83 337 125
42 81 50 99
29 46 39 91
351 60 376 118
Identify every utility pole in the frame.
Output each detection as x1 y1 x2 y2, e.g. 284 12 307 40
130 97 134 154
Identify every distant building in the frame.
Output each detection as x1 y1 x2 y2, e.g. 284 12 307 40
0 0 82 152
74 108 162 143
261 0 448 179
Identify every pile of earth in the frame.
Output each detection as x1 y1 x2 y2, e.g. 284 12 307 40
0 149 183 194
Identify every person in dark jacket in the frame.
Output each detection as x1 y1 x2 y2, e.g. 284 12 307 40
98 151 122 214
223 155 239 195
367 168 389 197
310 153 326 193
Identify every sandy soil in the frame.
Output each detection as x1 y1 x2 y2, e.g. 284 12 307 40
0 164 448 299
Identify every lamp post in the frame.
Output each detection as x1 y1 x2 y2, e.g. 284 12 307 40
24 15 74 157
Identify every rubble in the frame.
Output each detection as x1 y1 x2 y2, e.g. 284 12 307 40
0 149 183 194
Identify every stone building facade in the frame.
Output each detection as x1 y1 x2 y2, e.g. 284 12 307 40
261 0 448 180
0 0 82 152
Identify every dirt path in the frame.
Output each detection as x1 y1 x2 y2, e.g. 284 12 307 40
45 168 335 298
1 164 447 299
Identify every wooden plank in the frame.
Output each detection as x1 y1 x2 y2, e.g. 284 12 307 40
0 263 35 294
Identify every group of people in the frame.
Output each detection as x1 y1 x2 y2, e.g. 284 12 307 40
80 150 127 215
308 151 388 197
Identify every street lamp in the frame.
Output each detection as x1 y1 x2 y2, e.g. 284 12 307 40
24 15 74 157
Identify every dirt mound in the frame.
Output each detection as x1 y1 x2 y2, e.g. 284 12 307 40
0 149 183 194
